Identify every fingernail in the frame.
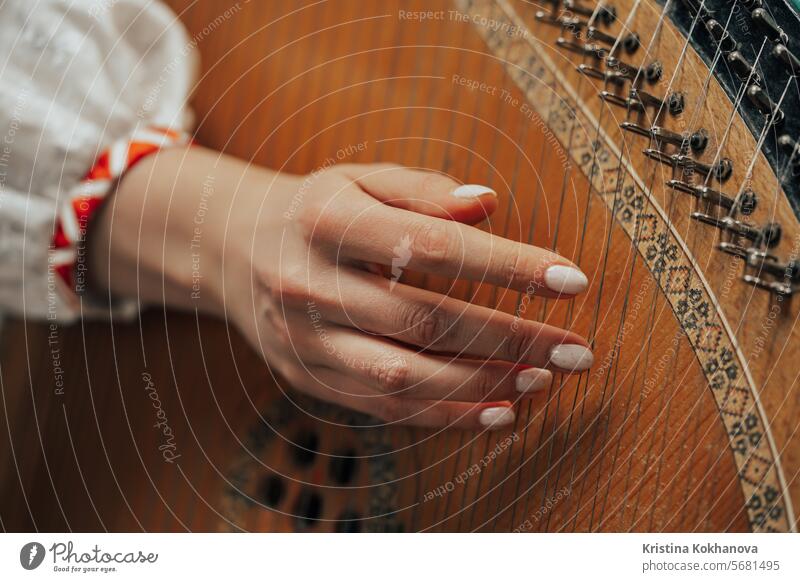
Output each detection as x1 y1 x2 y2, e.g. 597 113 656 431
549 344 594 372
544 265 588 294
515 368 553 393
479 406 515 428
451 184 497 198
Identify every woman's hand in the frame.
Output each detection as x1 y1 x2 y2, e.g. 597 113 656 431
91 147 593 429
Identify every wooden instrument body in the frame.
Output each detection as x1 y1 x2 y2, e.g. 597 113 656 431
1 0 799 532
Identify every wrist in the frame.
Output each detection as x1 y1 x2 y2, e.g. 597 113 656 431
89 146 298 317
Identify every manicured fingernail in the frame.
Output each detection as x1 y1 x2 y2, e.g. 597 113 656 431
544 265 588 294
479 406 515 428
516 368 553 393
451 184 497 198
549 344 594 372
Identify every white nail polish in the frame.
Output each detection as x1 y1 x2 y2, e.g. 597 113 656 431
549 344 594 372
515 368 553 393
451 184 497 198
544 265 588 294
479 406 515 428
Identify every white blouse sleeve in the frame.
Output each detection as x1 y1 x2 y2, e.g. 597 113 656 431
0 0 197 322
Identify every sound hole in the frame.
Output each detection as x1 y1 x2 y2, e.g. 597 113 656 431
290 430 319 467
259 474 285 508
334 510 361 533
293 489 323 529
328 448 358 485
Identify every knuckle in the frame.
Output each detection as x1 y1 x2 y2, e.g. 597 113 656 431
500 250 524 288
369 354 411 394
397 302 447 346
507 324 537 362
276 265 311 307
472 369 500 400
409 220 454 266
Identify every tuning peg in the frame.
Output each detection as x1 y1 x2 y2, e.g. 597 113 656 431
534 11 583 29
704 19 738 53
606 56 641 81
743 249 799 295
600 91 642 110
667 180 756 213
752 8 788 44
747 85 784 124
691 213 782 247
584 26 640 53
644 150 733 181
727 51 761 83
772 44 800 75
620 121 652 138
563 0 616 26
577 64 627 85
556 37 607 59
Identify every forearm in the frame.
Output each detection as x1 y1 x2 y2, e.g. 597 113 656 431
88 146 298 317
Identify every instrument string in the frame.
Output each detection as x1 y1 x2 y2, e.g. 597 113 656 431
538 0 656 532
443 30 517 533
632 35 771 530
478 1 572 531
430 37 504 531
490 65 560 532
455 26 533 531
610 6 735 531
657 56 796 533
332 3 388 528
586 0 730 530
599 6 734 530
509 0 669 531
560 2 666 532
476 0 623 531
552 0 720 532
493 0 615 532
409 0 469 531
623 5 753 531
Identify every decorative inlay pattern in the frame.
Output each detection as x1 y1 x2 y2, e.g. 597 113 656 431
458 0 792 532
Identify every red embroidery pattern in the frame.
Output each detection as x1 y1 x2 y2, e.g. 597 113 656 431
50 126 190 303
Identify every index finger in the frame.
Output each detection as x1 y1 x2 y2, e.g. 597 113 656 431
336 201 588 298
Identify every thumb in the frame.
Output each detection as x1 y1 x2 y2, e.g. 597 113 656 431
339 163 498 225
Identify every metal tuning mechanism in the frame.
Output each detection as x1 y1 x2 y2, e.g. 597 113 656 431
752 7 788 44
651 126 689 148
667 180 757 214
556 37 606 59
622 125 708 153
772 44 800 75
620 121 652 138
585 26 640 53
605 56 640 81
643 150 733 181
534 10 583 29
727 51 761 84
742 249 800 295
747 85 784 125
563 1 617 26
631 89 683 115
600 91 642 111
779 134 799 155
704 19 738 53
577 64 627 85
777 135 800 176
691 213 782 247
